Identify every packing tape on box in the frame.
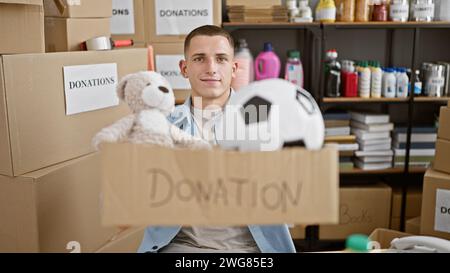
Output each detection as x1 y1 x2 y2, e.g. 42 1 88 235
85 37 112 51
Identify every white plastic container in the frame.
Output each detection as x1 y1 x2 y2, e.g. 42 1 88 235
371 61 383 98
396 68 409 98
383 68 397 98
390 0 410 22
435 0 450 21
232 39 254 91
358 61 371 98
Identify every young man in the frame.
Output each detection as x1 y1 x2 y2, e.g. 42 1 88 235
138 25 296 253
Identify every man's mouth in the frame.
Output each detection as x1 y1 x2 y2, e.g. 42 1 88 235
200 78 221 82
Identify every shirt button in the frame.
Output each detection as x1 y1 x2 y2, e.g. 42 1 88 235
152 246 158 250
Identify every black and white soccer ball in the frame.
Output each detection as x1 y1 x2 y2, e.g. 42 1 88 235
216 79 324 151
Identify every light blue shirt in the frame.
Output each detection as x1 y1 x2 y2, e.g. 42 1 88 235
137 92 296 253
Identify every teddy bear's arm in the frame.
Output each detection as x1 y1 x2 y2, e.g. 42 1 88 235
92 114 135 150
169 124 211 150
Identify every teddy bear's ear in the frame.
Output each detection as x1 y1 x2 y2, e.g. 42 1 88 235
116 74 134 100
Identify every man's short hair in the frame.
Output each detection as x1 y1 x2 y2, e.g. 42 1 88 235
184 25 235 55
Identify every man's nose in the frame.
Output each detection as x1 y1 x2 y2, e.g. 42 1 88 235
205 57 218 74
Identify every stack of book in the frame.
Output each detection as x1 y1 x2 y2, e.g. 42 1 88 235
226 0 287 23
351 112 394 170
393 127 437 168
324 111 358 171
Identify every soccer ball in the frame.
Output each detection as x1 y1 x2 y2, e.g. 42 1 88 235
215 79 324 151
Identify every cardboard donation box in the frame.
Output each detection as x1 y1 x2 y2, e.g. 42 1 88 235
0 0 45 54
43 0 112 18
0 49 147 176
100 143 340 226
144 0 222 43
111 0 145 43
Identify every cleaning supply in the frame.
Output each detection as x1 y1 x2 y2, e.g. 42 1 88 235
390 0 410 21
371 61 383 98
341 60 358 97
316 0 337 22
383 68 397 98
254 42 281 80
324 49 341 97
295 0 314 22
396 67 409 98
285 50 304 88
413 69 423 95
355 0 370 22
435 0 450 21
335 0 356 22
358 61 371 98
287 0 300 22
410 0 435 22
232 39 254 91
372 0 388 21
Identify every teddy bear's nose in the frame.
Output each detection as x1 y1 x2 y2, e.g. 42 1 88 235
158 86 169 93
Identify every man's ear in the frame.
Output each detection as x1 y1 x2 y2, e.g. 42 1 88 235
179 59 188 78
231 60 238 79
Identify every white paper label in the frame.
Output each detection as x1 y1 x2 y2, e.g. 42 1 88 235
111 0 135 35
435 189 450 234
155 0 213 36
390 4 409 19
155 55 191 90
63 63 119 115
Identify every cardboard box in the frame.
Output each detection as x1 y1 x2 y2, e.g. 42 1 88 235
438 106 450 141
0 49 147 177
421 168 450 240
144 0 222 44
45 17 111 52
0 0 45 54
291 184 392 240
152 42 191 103
368 228 412 249
0 153 119 253
95 227 145 253
111 0 145 43
434 139 450 174
390 186 422 230
405 217 421 235
43 0 112 18
100 143 340 226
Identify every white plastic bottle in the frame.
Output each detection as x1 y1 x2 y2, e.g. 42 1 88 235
371 61 383 98
232 39 254 91
383 68 397 98
285 50 304 88
358 61 371 98
396 68 409 98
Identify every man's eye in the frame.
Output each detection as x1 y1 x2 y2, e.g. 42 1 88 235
193 57 203 62
217 57 227 63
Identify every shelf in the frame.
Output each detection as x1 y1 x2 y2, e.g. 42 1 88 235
413 97 450 102
322 97 409 103
222 22 320 31
340 166 427 174
322 21 450 29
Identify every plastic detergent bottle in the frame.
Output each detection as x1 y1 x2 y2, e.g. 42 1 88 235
435 0 450 21
396 67 409 98
358 61 371 98
413 69 423 95
316 0 337 22
324 49 341 97
410 0 435 22
232 39 254 91
390 0 410 22
285 50 304 88
255 42 281 80
341 60 358 97
383 68 397 98
371 61 383 98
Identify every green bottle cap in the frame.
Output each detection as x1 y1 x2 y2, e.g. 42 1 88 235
288 50 300 59
346 234 370 252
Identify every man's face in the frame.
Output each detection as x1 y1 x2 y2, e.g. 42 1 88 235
180 35 237 101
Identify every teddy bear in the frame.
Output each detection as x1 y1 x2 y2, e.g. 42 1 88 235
92 71 211 150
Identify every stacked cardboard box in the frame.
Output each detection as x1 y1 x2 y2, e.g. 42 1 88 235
290 183 392 240
143 0 222 104
0 48 148 252
420 104 450 240
0 0 45 54
226 0 287 23
111 0 145 47
43 0 112 52
390 186 422 231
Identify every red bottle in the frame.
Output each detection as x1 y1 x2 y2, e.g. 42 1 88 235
342 71 359 97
